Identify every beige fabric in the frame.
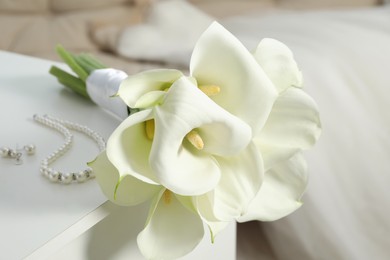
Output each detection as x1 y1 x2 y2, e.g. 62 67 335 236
0 0 49 13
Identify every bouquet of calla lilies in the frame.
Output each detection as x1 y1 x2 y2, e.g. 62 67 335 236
50 22 321 260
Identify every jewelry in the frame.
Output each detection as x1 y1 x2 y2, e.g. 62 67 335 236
33 114 105 184
24 144 36 155
14 152 23 165
1 146 23 165
0 147 10 157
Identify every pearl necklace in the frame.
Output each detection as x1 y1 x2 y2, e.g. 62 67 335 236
33 114 105 184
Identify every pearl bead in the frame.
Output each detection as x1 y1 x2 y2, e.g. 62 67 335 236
85 168 94 179
8 149 17 158
49 171 60 182
61 173 73 184
40 167 47 175
75 171 87 182
24 144 36 155
0 147 9 157
43 170 50 178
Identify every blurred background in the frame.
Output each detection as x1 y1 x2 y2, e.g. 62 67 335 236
0 0 384 72
1 1 389 260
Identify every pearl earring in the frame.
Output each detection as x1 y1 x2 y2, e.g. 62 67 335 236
0 147 10 157
0 147 23 165
14 152 23 165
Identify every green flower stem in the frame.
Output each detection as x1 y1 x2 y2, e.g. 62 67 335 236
49 66 90 99
73 55 96 74
73 54 106 74
56 45 89 82
79 53 106 70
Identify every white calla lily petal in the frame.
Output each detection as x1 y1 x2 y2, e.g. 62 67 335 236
257 143 299 171
190 22 277 132
194 193 229 242
107 109 159 184
174 195 230 242
175 195 197 213
89 152 160 206
199 119 251 157
134 90 166 109
151 77 252 195
137 190 204 260
206 221 229 243
253 38 303 92
258 87 321 149
152 137 220 196
118 69 183 108
212 143 264 220
237 152 308 222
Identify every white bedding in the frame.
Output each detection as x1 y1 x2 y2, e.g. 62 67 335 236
222 6 390 260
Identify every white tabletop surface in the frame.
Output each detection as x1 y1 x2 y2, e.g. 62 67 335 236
0 51 236 260
0 51 120 259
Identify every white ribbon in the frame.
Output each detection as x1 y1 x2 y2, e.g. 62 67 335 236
86 69 129 120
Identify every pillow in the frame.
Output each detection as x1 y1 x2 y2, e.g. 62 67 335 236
115 0 214 66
